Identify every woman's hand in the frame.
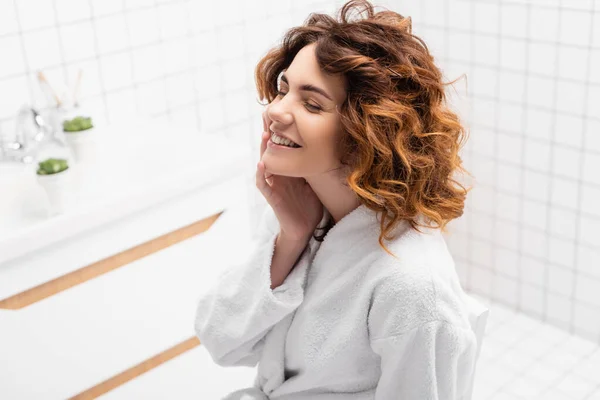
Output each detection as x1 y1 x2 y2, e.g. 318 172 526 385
256 110 324 241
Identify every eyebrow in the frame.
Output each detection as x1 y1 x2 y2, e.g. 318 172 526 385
280 73 334 102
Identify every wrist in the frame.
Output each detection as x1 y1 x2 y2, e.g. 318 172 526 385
278 229 312 244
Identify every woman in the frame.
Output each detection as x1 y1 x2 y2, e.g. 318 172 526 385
195 1 487 398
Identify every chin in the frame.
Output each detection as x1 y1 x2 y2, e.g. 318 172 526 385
264 164 302 178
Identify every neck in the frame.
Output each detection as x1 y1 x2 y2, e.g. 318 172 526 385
304 166 362 224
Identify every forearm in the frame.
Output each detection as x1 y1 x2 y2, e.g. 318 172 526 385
195 230 306 367
270 232 310 290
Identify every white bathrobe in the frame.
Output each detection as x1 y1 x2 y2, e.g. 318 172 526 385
195 204 487 399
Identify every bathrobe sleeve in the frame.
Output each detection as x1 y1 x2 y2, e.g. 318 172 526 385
194 205 308 368
370 319 478 399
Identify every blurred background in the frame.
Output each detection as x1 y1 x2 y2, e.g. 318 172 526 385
1 0 599 399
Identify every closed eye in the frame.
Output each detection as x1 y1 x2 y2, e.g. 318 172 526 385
276 91 322 113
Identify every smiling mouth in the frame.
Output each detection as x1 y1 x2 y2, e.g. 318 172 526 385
270 131 301 148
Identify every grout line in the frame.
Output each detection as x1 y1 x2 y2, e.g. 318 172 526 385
414 20 600 51
151 0 172 122
568 0 596 339
457 0 595 15
0 0 596 42
488 0 500 316
12 48 600 89
121 0 139 118
541 0 563 326
51 0 69 91
11 0 35 107
463 92 600 123
5 18 600 51
515 1 531 317
86 0 110 123
182 0 202 133
0 2 156 41
467 121 600 156
465 160 600 197
0 32 201 82
442 58 600 85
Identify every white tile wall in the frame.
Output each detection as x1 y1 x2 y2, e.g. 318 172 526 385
416 0 600 344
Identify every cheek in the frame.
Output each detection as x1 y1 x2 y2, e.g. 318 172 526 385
320 121 343 153
301 117 339 143
303 130 340 161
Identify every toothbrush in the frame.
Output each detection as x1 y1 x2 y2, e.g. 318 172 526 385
72 69 83 108
37 71 62 107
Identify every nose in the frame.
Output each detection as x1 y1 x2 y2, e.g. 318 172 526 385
266 96 293 126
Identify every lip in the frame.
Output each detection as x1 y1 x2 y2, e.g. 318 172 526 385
267 137 301 150
269 127 301 147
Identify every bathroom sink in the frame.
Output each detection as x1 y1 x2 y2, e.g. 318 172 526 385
0 117 252 265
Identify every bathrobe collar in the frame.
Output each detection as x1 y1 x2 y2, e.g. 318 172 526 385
310 203 416 249
306 203 413 263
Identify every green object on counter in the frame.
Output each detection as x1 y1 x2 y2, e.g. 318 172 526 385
63 116 93 132
37 158 69 175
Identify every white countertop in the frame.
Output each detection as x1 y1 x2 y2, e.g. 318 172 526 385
0 118 252 266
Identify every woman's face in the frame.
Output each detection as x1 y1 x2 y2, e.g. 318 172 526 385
263 43 347 178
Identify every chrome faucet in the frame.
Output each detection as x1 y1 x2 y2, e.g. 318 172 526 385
0 105 53 164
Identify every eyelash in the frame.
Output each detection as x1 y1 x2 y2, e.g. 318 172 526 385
276 90 322 113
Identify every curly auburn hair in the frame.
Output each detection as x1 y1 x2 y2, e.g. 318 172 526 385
254 0 472 258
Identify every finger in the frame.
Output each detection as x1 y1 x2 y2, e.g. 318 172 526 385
256 161 266 192
260 158 274 181
260 110 271 159
262 163 274 185
265 172 274 185
262 108 271 131
255 161 272 198
260 130 267 159
263 110 271 136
